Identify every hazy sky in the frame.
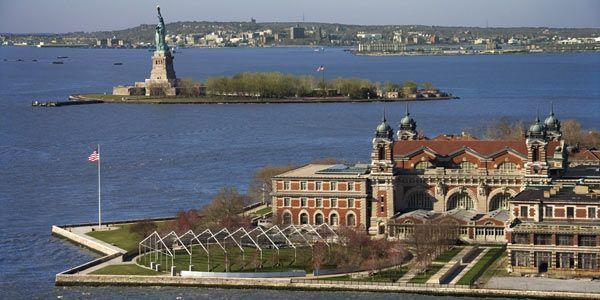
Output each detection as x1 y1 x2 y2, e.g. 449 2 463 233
1 0 599 33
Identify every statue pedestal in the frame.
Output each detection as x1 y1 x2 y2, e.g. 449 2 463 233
144 51 178 96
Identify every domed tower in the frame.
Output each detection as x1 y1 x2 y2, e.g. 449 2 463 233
525 112 550 180
544 103 562 141
397 104 418 140
369 110 396 236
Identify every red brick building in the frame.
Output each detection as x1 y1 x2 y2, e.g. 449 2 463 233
271 107 588 237
506 185 600 277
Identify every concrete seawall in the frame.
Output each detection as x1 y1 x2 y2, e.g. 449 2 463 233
54 274 600 299
51 225 124 255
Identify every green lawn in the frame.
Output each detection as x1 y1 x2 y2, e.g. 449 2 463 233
252 206 272 216
456 247 505 285
137 245 321 273
434 247 463 263
86 222 168 252
89 264 160 276
409 264 444 283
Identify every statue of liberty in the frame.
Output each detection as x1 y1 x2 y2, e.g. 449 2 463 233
155 5 169 53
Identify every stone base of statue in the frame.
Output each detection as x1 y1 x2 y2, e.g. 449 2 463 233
143 51 178 96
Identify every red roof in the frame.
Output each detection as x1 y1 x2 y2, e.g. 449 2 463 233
570 149 600 161
393 139 561 158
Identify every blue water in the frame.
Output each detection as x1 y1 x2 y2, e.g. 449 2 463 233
0 46 599 298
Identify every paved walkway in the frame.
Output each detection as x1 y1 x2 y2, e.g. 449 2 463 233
66 225 126 254
426 246 474 284
449 247 489 285
485 276 600 293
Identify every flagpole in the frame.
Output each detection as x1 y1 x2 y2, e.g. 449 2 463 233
321 67 325 99
97 144 102 228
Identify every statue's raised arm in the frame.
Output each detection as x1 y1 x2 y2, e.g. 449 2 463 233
154 5 169 53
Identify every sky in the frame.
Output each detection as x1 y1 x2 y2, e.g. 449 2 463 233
1 0 599 33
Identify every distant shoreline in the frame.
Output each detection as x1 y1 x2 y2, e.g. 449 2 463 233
69 94 459 105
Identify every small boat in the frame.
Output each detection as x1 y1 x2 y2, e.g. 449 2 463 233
32 59 38 62
113 62 123 65
57 56 68 59
52 61 64 64
17 59 23 61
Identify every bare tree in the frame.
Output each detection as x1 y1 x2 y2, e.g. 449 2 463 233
129 219 158 238
312 241 328 272
407 221 459 274
248 164 296 204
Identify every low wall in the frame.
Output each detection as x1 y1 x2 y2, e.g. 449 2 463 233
181 270 306 278
54 274 600 299
52 225 124 255
59 253 122 275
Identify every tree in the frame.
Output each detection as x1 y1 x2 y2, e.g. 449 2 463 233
401 80 418 97
312 241 328 272
483 117 525 140
129 219 158 238
406 221 459 274
421 82 435 91
178 77 202 97
248 164 296 204
199 187 252 230
169 209 202 234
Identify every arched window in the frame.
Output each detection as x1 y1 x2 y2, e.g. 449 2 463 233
414 161 433 170
406 190 434 211
300 212 308 225
282 212 292 225
490 192 512 211
447 192 474 210
347 214 356 226
498 162 517 172
459 161 476 171
330 213 339 226
315 213 324 225
378 147 385 160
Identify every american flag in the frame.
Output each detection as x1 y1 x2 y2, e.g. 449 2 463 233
315 65 325 72
88 149 99 162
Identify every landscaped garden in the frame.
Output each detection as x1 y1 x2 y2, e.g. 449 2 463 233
456 247 505 285
409 264 444 283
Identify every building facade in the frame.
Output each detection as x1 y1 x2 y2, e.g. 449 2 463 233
506 185 600 277
272 107 572 237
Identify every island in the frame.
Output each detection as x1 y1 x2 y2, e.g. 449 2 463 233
73 6 457 105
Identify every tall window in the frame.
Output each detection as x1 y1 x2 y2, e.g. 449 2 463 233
535 234 552 245
348 182 354 191
447 192 474 210
284 181 290 190
347 214 356 226
300 213 308 225
545 206 553 218
331 181 338 191
415 161 433 170
316 198 322 208
512 251 530 267
567 207 574 218
284 198 291 207
282 212 292 224
490 192 512 210
532 147 540 162
406 190 434 211
498 162 517 172
300 181 307 190
520 206 528 218
330 213 339 226
579 253 598 269
556 252 574 269
378 147 385 160
300 197 307 207
348 198 355 208
316 181 322 191
315 213 324 225
459 161 476 171
331 198 338 208
589 207 597 219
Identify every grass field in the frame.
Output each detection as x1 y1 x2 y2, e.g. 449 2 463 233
86 221 168 252
457 247 505 285
252 206 272 216
434 247 463 263
137 245 322 273
409 264 444 283
89 264 160 276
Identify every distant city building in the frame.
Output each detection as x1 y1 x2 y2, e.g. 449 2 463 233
289 26 305 39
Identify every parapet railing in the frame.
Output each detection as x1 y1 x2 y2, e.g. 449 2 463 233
291 278 473 289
